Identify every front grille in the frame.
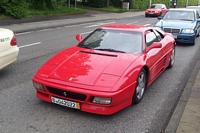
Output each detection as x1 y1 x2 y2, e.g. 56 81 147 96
163 28 180 34
47 86 86 101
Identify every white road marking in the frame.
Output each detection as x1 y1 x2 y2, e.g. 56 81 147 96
16 32 32 35
143 24 151 26
147 18 155 20
127 22 138 24
84 22 115 28
38 29 53 32
81 31 93 35
19 42 41 49
64 23 94 28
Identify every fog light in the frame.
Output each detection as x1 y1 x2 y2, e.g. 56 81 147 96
92 97 111 104
33 81 45 91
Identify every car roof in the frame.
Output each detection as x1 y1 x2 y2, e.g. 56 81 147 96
152 4 164 5
99 24 150 32
168 8 196 12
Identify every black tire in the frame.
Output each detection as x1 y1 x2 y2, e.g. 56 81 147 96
159 12 162 16
196 31 199 37
191 38 195 45
167 46 175 69
132 68 146 104
145 14 148 17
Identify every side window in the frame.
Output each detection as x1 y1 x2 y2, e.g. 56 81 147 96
153 29 163 41
145 31 157 46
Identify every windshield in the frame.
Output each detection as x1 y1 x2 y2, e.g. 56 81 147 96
163 10 195 21
150 4 162 9
78 29 143 54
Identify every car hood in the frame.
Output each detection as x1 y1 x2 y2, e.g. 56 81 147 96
155 20 195 29
36 47 140 86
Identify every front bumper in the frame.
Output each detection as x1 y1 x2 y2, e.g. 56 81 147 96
145 12 161 16
33 77 136 115
173 33 195 44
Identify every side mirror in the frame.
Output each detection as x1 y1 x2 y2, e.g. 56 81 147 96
146 42 162 52
157 16 163 20
76 34 82 43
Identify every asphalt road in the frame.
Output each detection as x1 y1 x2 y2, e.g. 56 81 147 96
1 15 200 133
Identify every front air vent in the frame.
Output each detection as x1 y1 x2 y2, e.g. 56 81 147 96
47 86 86 101
163 28 180 34
80 50 117 57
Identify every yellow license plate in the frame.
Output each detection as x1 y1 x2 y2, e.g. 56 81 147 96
51 97 80 109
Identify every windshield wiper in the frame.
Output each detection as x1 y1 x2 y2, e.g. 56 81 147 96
179 19 193 21
94 48 125 53
78 45 91 49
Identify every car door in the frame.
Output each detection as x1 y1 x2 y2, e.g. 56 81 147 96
145 30 165 83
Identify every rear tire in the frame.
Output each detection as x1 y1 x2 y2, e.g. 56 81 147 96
132 68 146 104
167 46 175 69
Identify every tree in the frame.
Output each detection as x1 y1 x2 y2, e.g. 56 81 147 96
44 0 53 9
106 0 109 7
0 0 27 18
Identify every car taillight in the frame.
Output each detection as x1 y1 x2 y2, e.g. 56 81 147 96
10 35 17 46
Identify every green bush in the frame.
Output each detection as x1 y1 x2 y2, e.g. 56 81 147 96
0 0 27 18
87 0 106 8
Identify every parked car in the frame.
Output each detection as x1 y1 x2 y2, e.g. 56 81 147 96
145 4 167 17
32 24 175 115
0 28 19 70
155 8 200 45
186 6 200 14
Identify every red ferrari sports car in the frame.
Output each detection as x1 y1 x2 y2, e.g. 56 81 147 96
32 24 175 115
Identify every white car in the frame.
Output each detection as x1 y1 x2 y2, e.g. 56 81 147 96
0 28 19 70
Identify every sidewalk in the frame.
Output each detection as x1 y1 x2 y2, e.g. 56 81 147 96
1 10 200 133
165 59 200 133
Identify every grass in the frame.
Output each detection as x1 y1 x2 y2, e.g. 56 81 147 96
0 14 13 19
26 6 86 18
99 6 129 13
0 6 86 19
77 5 129 13
0 4 136 20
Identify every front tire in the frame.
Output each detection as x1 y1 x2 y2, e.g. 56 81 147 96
132 68 146 104
196 31 199 37
167 46 175 69
159 12 162 17
191 38 195 45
